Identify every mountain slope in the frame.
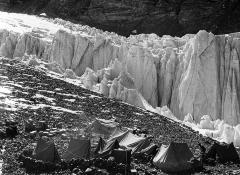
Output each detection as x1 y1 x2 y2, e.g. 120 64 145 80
7 0 240 37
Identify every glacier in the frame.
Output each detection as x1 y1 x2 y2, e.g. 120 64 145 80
1 12 240 146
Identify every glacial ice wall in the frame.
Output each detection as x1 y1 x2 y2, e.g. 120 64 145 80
0 12 240 125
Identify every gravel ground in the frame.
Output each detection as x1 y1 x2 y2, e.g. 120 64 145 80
0 58 240 174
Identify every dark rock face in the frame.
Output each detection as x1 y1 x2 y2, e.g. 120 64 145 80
9 0 240 36
0 0 10 10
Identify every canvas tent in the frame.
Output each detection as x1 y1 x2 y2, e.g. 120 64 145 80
153 142 193 173
108 129 150 153
108 129 145 146
91 118 118 136
33 139 61 163
97 139 120 158
63 138 91 161
131 137 153 154
107 128 129 143
205 142 239 163
119 132 145 149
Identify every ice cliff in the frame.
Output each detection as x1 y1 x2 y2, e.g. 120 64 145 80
0 12 240 128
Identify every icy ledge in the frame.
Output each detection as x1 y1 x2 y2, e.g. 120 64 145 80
1 12 240 145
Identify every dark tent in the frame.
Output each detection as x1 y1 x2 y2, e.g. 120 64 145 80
91 118 118 136
153 142 193 173
33 139 61 163
112 149 132 165
94 137 106 155
97 139 120 158
205 142 239 163
63 138 91 161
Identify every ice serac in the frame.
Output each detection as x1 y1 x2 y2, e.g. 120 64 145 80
92 35 120 72
176 31 240 124
176 31 221 122
13 33 49 59
72 34 94 76
0 30 18 58
221 40 240 125
217 33 240 125
50 30 75 70
125 45 158 107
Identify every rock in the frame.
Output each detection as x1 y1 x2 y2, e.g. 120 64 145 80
55 123 63 129
25 119 36 133
38 131 43 136
0 129 6 138
131 169 137 175
72 168 80 174
61 133 68 139
6 126 18 138
29 131 37 138
59 129 66 134
107 157 115 162
5 119 18 126
12 0 240 37
85 168 93 174
42 131 49 136
37 121 48 131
